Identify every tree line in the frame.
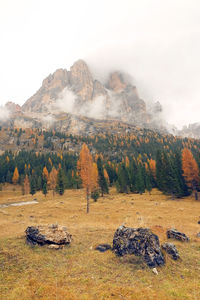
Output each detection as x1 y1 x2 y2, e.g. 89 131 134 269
0 143 199 211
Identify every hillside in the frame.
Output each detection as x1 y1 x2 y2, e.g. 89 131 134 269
0 125 199 160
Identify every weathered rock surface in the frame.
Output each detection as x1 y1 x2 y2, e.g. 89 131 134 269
22 68 69 113
197 232 200 238
113 226 165 268
5 101 21 113
162 242 180 260
95 244 112 252
19 59 159 129
25 224 72 248
167 229 189 242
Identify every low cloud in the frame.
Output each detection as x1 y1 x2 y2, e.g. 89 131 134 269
0 106 10 121
42 114 56 128
53 87 126 121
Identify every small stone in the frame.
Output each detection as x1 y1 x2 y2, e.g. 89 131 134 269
198 220 200 224
167 229 189 242
95 244 112 252
49 224 58 229
162 242 180 260
48 244 60 250
197 233 200 238
152 268 158 275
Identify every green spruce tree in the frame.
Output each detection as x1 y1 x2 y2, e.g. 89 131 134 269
30 176 36 196
145 170 152 194
116 164 130 193
97 157 109 196
135 165 145 194
42 180 48 197
56 169 64 195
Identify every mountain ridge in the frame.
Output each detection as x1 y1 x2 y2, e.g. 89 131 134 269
1 59 199 139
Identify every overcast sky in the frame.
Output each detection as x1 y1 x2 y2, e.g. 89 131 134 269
0 0 200 128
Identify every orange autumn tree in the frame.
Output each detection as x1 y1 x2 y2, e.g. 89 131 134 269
148 159 156 179
91 163 98 190
91 162 99 201
77 143 94 213
182 148 200 200
104 168 110 185
42 166 49 181
48 167 58 196
12 167 19 184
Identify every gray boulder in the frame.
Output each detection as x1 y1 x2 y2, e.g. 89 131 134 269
25 224 72 248
113 226 165 268
162 243 180 260
95 244 112 252
167 229 189 242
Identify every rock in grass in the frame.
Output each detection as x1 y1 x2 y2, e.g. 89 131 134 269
95 244 112 252
152 268 158 275
48 244 61 250
113 226 165 268
197 233 200 238
25 224 72 248
166 229 189 242
161 242 180 260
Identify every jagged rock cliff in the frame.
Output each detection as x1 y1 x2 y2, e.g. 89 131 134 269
21 60 153 127
22 68 69 113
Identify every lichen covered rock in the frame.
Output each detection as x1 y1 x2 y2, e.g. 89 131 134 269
113 226 165 268
167 229 189 242
162 242 180 260
25 224 72 248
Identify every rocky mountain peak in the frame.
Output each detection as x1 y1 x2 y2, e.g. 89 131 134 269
107 71 129 92
69 60 94 102
20 59 162 129
42 69 69 88
5 102 21 113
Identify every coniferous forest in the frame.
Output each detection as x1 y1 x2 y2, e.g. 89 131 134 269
0 127 200 199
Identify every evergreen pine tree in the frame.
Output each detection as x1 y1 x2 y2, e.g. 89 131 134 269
174 152 189 197
145 171 152 194
116 164 130 193
42 181 47 197
30 176 36 196
6 170 12 184
156 150 166 191
135 165 145 194
56 169 64 195
97 157 109 196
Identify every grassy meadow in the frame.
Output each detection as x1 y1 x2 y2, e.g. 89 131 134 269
0 185 200 299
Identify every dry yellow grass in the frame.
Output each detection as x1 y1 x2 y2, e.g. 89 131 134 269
0 186 200 299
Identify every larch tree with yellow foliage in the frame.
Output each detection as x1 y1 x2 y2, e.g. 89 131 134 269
42 166 49 181
103 168 110 185
48 167 58 197
91 162 100 201
77 143 94 213
12 167 19 185
182 148 200 200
